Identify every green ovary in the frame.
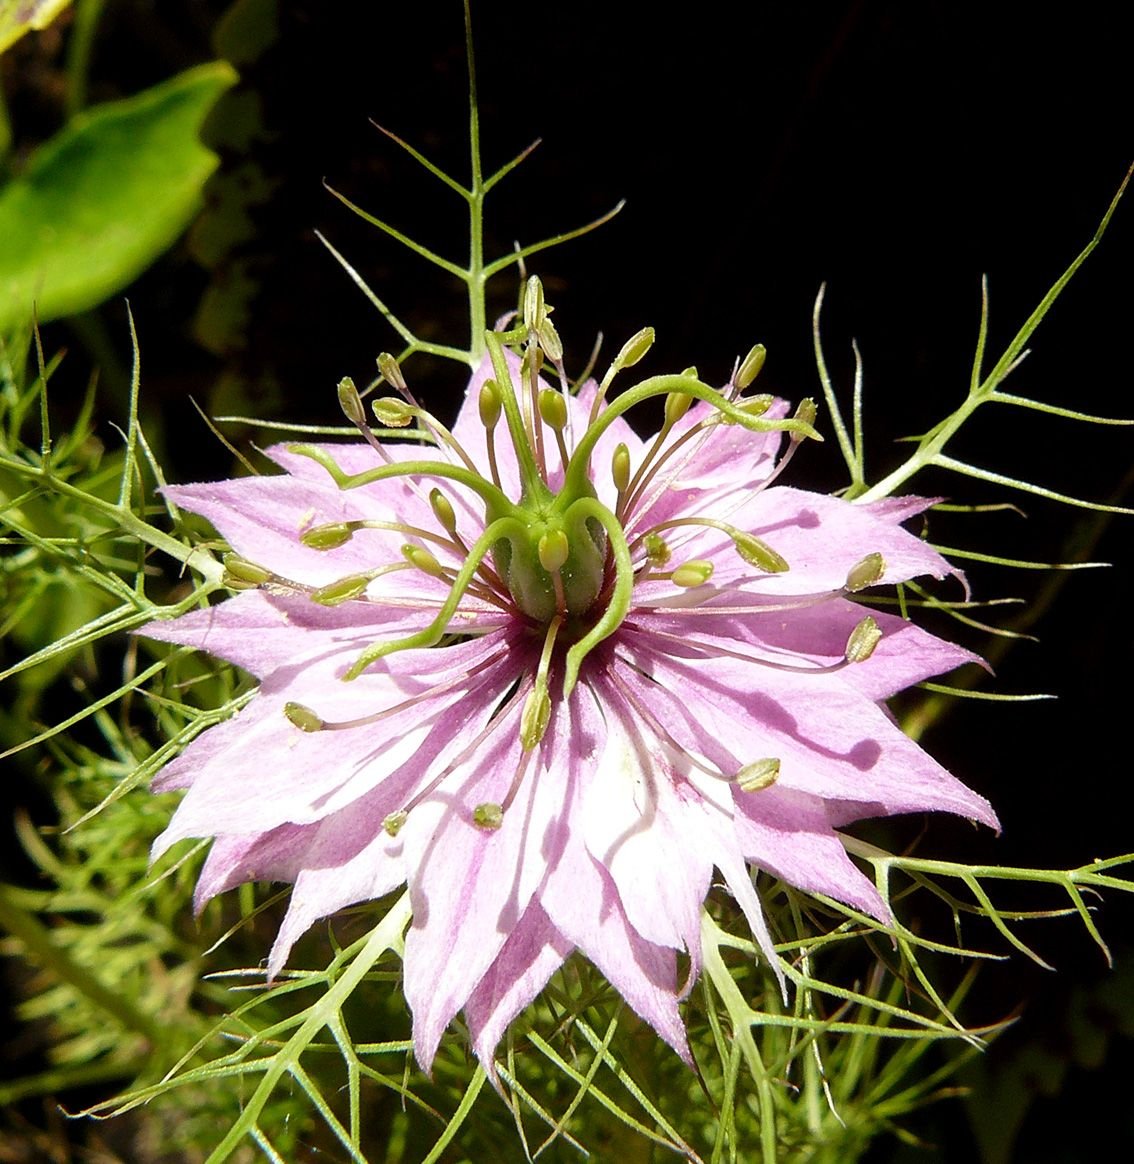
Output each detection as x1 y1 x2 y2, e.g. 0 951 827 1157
492 500 610 627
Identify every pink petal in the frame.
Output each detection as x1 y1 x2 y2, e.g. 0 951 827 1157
464 902 573 1075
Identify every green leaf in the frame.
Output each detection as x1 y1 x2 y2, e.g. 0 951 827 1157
0 61 238 332
0 0 71 55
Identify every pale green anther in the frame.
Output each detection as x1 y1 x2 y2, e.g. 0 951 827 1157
736 344 767 389
672 559 714 588
473 802 505 830
737 758 781 792
538 388 568 432
376 351 406 391
791 397 818 439
664 390 694 428
612 442 631 492
644 532 670 568
301 523 353 551
284 701 323 733
523 274 545 329
520 685 552 751
402 544 447 579
733 532 789 573
845 552 886 592
845 615 883 663
429 489 458 536
222 554 271 586
479 379 502 428
372 397 415 427
614 326 655 371
538 529 570 574
337 376 366 427
722 394 774 425
742 394 774 416
382 810 407 837
538 317 564 362
311 574 371 606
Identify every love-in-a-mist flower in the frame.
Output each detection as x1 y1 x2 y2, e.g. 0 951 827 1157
145 288 997 1071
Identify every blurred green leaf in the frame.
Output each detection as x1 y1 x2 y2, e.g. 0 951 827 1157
0 60 238 332
0 0 71 55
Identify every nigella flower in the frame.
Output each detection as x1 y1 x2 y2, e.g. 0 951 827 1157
145 300 997 1072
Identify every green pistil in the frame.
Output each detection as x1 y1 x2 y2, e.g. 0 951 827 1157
485 329 554 506
288 444 518 518
561 373 820 510
562 496 634 698
342 513 528 679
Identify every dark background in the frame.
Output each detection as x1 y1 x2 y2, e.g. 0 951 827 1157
4 3 1132 1160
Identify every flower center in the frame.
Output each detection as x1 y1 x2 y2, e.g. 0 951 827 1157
280 278 820 706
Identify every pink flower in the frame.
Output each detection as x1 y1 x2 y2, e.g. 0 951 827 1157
145 328 997 1072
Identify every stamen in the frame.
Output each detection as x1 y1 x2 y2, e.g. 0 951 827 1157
522 338 546 477
623 621 877 677
391 675 533 823
669 560 714 588
371 397 415 428
612 442 631 499
300 523 354 550
538 388 570 471
301 518 463 555
310 566 407 606
664 389 694 428
643 533 670 569
521 614 563 751
736 758 780 792
372 395 483 477
401 543 513 612
845 615 882 663
479 379 504 490
631 517 789 574
402 544 448 579
537 531 570 616
845 552 886 592
376 351 408 392
473 802 504 830
337 376 395 466
590 325 655 424
222 554 272 589
383 811 407 837
282 645 510 734
284 702 323 732
734 344 767 391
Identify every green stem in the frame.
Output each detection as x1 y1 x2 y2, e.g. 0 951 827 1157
205 895 413 1164
0 883 163 1045
464 0 487 367
856 164 1132 504
66 0 107 117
